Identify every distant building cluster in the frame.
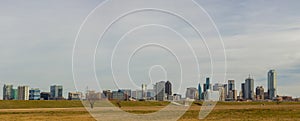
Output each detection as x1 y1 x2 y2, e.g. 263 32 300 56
3 84 82 100
2 69 299 102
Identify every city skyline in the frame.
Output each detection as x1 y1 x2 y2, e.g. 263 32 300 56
3 69 296 100
0 1 300 99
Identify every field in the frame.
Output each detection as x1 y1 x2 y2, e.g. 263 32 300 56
0 100 300 121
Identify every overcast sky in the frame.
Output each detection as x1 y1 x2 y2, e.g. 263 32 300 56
1 0 300 99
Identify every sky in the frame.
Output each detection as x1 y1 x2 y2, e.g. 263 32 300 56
1 0 300 99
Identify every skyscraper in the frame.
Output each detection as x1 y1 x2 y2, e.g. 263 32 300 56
3 84 13 100
241 83 245 99
154 81 166 101
50 85 63 100
18 86 29 100
142 84 147 99
256 86 264 100
198 83 202 100
165 81 172 100
228 80 235 91
245 76 254 100
268 70 277 100
206 77 210 90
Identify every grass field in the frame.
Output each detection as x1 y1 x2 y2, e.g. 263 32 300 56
0 100 299 121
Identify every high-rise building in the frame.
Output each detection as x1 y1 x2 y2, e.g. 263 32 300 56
142 84 147 100
241 83 245 99
29 88 40 100
12 89 18 100
228 90 237 101
245 76 254 100
154 81 166 101
185 87 198 100
268 70 277 100
256 86 264 100
198 83 202 100
206 77 210 90
50 85 63 100
18 86 29 100
165 81 172 95
3 84 13 100
223 84 228 98
228 80 235 91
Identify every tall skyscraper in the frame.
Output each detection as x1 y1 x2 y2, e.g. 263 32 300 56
228 80 235 91
154 81 166 101
3 84 13 100
29 88 41 100
241 83 245 99
142 84 147 99
198 83 202 100
268 70 277 100
223 84 228 98
18 86 29 100
245 76 254 100
165 81 172 99
50 85 63 100
206 77 210 90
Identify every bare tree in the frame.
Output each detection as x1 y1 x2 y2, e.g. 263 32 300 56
86 91 99 109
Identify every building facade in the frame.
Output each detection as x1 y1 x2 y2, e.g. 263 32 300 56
268 70 277 100
29 88 40 100
3 84 13 100
165 81 172 100
154 81 166 101
50 85 63 100
18 86 29 100
186 87 198 100
245 76 254 100
256 86 264 100
68 92 82 100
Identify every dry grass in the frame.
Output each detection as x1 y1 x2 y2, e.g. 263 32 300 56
0 101 299 121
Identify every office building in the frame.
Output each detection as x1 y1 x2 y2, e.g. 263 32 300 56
142 84 147 100
40 92 51 100
3 84 13 100
68 92 82 100
228 80 235 91
185 87 198 100
154 81 166 101
256 86 264 100
245 76 254 100
268 70 277 100
12 89 18 100
198 83 202 100
223 84 228 98
18 86 29 100
241 83 245 99
29 88 40 100
50 85 63 100
228 90 237 101
206 77 210 90
165 81 172 100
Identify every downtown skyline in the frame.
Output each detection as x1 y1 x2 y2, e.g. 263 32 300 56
0 0 300 99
